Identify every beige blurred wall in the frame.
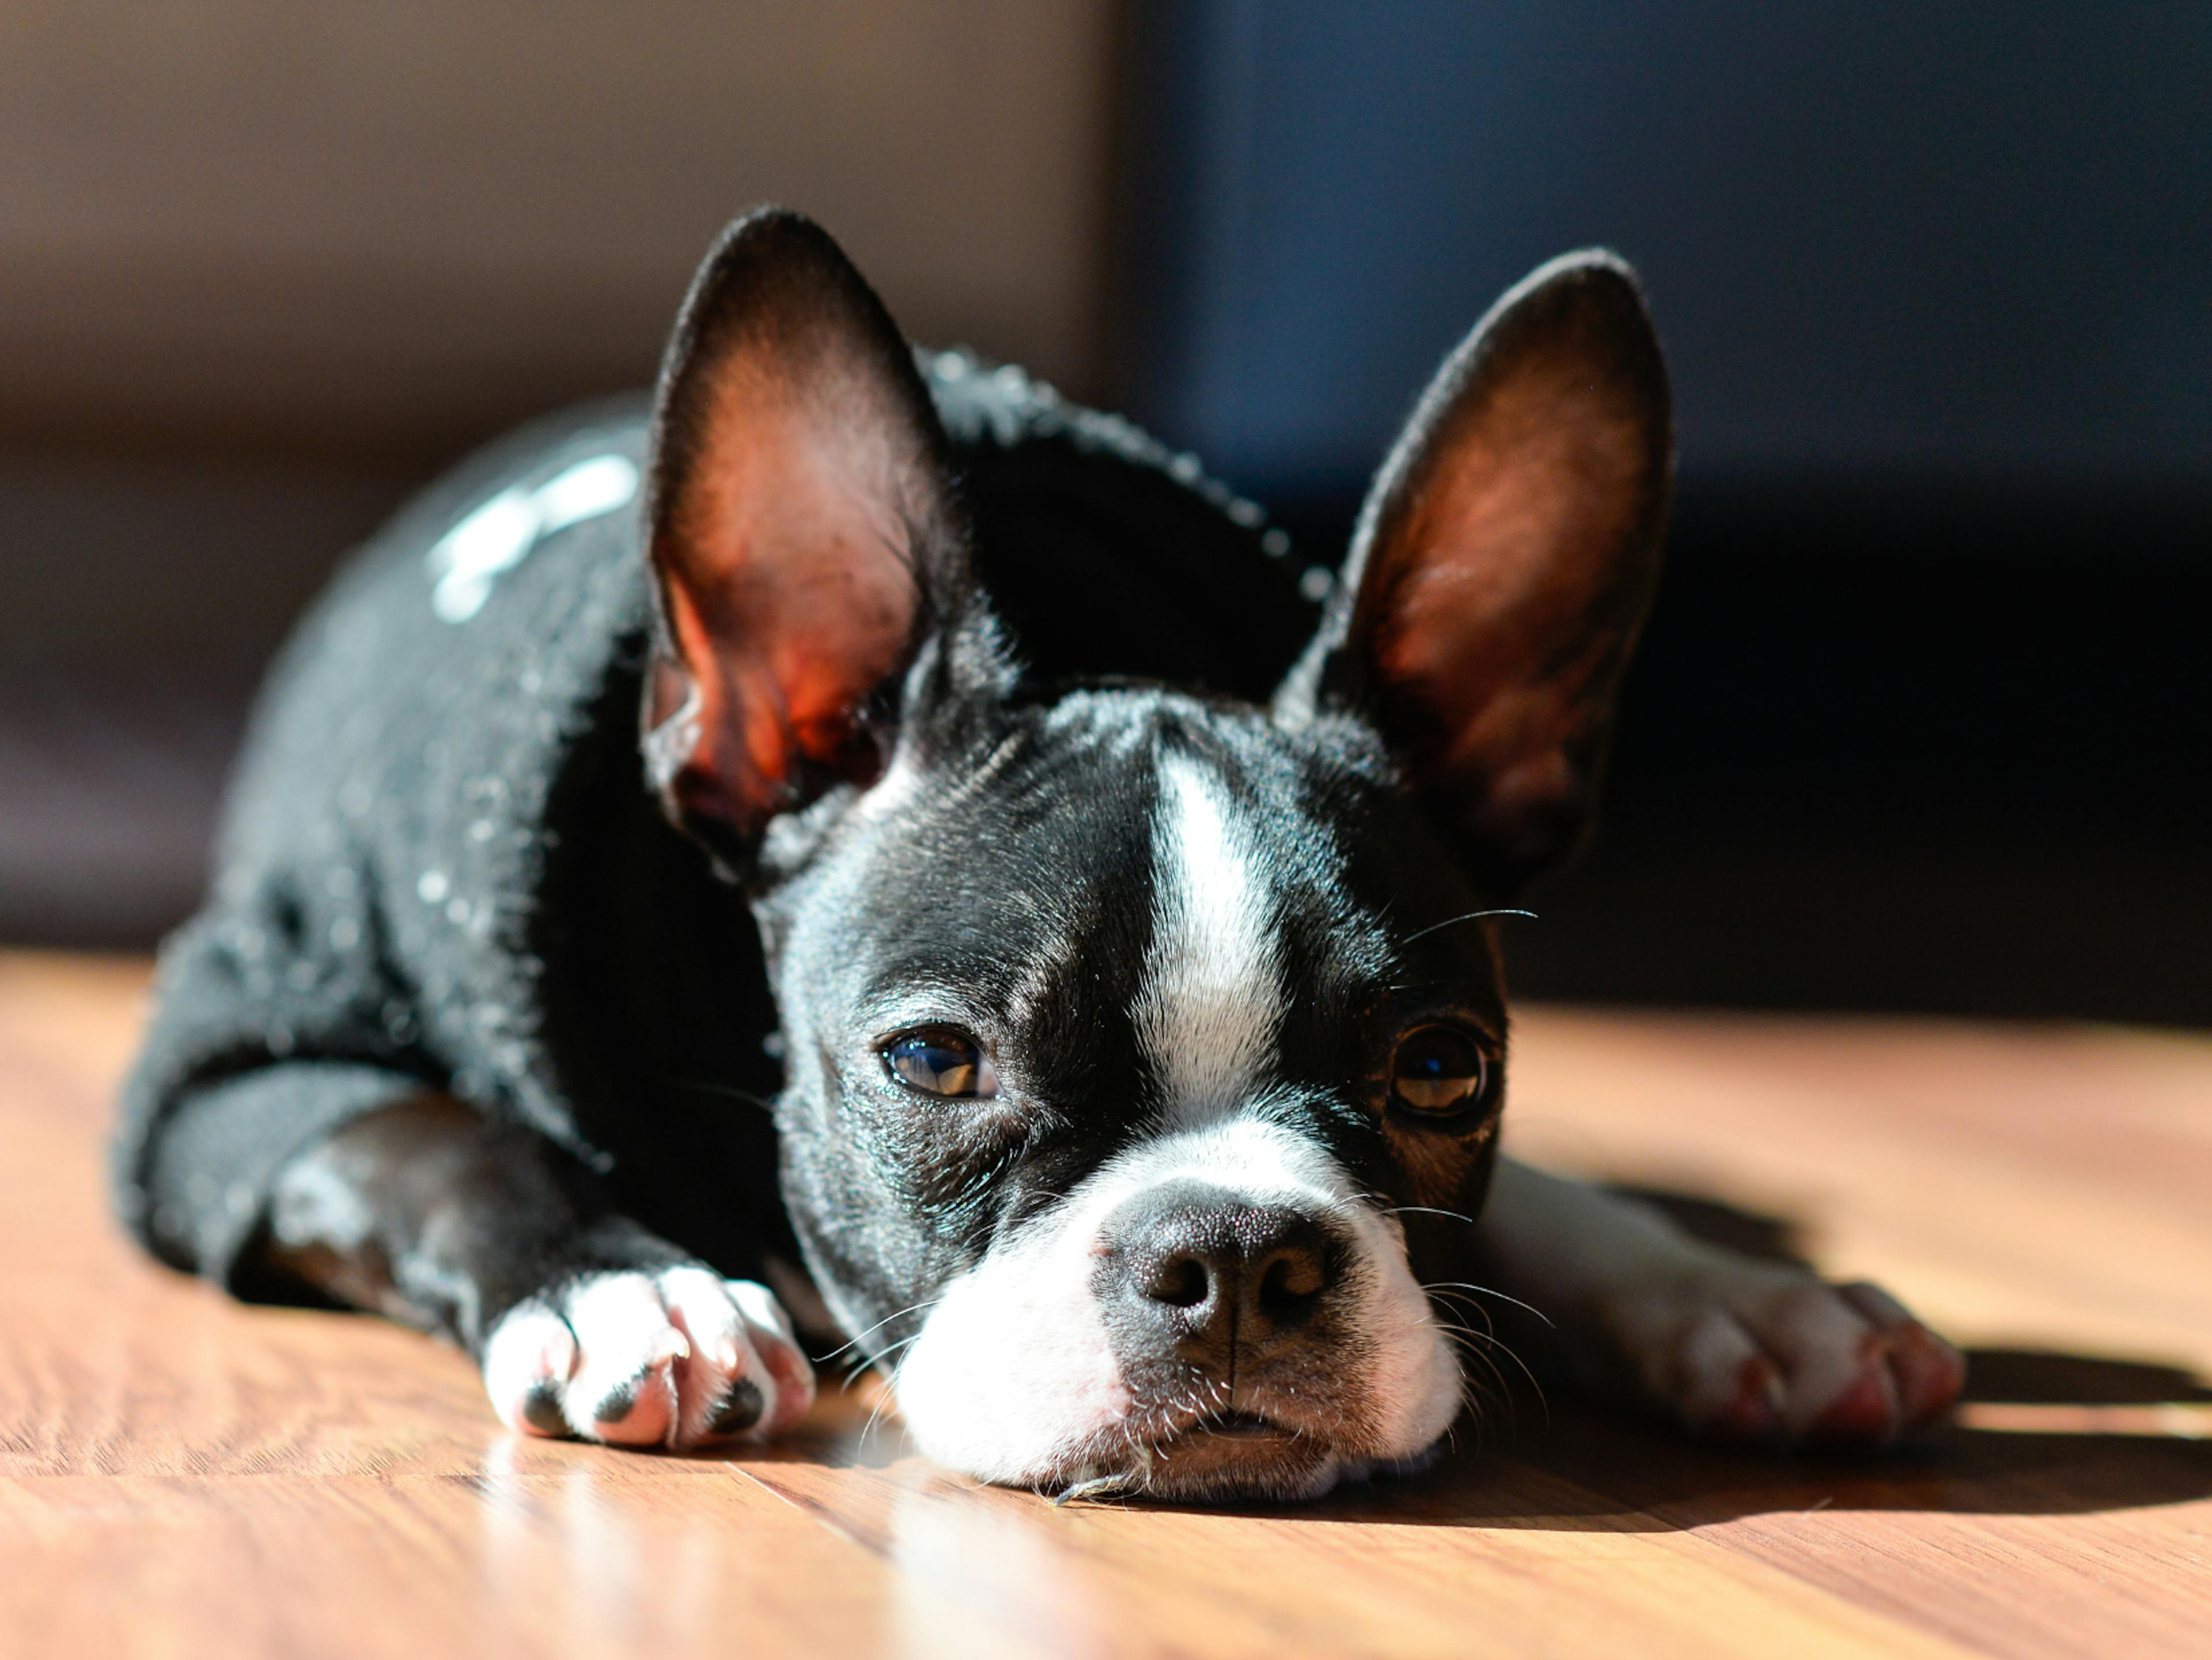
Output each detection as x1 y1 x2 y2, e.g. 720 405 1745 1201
0 0 1122 459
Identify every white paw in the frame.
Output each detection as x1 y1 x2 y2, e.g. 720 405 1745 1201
1607 1264 1966 1444
480 1268 816 1449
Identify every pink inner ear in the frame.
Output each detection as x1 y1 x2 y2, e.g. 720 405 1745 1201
1366 351 1654 804
656 352 929 830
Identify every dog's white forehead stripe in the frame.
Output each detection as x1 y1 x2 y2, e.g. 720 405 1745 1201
1135 751 1282 1120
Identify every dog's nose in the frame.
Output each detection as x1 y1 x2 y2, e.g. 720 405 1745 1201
1099 1182 1340 1368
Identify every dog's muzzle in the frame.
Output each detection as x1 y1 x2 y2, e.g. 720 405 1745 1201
888 1117 1462 1502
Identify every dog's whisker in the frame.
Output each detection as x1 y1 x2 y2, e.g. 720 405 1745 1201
1421 1287 1499 1340
1426 1290 1554 1423
1421 1280 1556 1329
844 1332 926 1393
1398 907 1538 947
1446 1321 1548 1420
818 1296 946 1363
1446 1325 1550 1428
654 1076 782 1115
856 1367 908 1450
1387 1204 1479 1227
1446 1333 1515 1420
1427 1302 1548 1434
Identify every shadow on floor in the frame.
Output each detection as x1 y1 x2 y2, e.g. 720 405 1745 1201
842 1339 2212 1530
780 1321 2212 1529
522 1189 2212 1529
1185 1186 2212 1529
1415 1349 2212 1528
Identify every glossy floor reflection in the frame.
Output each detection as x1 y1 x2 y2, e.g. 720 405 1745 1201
3 954 2207 1659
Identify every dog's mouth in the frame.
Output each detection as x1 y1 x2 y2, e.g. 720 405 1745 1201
1153 1408 1289 1445
1047 1401 1351 1503
1036 1390 1445 1506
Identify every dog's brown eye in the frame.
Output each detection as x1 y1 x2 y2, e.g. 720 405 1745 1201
1389 1026 1490 1117
883 1028 998 1099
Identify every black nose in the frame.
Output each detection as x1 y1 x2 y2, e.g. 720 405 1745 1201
1099 1182 1342 1371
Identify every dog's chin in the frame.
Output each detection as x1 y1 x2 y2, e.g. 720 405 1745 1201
1044 1413 1445 1506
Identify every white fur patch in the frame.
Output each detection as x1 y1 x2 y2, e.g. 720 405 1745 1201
892 1114 1460 1495
1134 752 1283 1120
427 452 639 623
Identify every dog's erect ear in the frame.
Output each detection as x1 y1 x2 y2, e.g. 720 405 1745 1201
641 207 971 853
1282 251 1672 890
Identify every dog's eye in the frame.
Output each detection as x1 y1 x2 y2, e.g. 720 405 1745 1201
1389 1026 1490 1117
882 1028 998 1099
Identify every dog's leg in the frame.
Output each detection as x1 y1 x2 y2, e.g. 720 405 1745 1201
1474 1156 1964 1442
258 1094 813 1449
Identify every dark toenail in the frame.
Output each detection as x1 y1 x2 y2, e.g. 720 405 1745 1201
522 1381 570 1436
1719 1357 1783 1438
710 1379 764 1436
593 1374 643 1425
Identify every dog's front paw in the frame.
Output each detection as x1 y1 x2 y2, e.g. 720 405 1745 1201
1610 1268 1965 1446
480 1268 815 1450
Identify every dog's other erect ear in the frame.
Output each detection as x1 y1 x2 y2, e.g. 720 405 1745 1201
641 208 976 857
1281 251 1672 891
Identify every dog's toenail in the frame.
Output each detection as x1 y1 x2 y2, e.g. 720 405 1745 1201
592 1375 643 1425
521 1381 569 1436
710 1379 764 1435
1719 1356 1783 1437
1812 1366 1899 1440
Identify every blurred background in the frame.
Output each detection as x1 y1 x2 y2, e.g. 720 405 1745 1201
3 1 2206 1024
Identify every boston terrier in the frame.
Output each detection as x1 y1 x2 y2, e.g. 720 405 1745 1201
118 209 1964 1502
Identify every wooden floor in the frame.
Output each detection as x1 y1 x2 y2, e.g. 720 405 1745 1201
2 953 2207 1659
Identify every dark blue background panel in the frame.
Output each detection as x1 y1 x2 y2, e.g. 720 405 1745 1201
1118 2 2212 496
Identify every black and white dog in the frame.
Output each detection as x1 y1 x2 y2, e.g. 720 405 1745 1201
122 210 1963 1502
